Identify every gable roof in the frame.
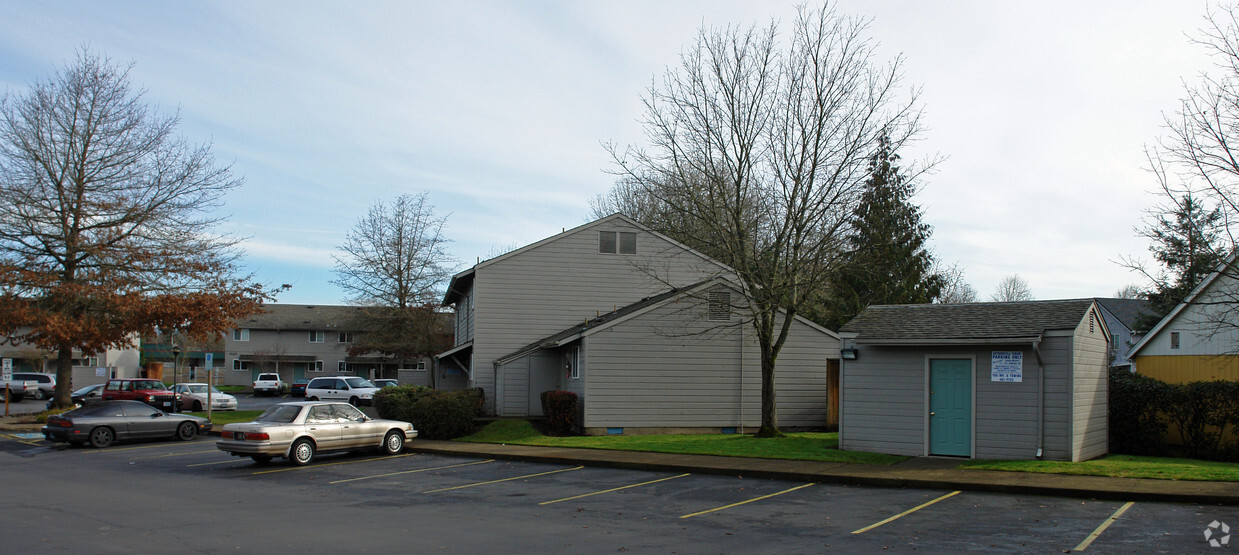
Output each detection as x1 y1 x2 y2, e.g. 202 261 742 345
840 299 1101 345
1093 298 1154 332
1128 253 1238 357
443 213 733 305
235 304 363 331
495 278 838 364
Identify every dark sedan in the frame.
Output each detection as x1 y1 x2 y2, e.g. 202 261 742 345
290 378 310 398
44 383 105 410
42 400 212 448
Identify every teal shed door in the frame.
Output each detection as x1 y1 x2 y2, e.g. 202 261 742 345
929 359 972 457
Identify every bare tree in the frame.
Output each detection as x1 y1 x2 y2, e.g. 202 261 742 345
1114 284 1144 299
0 49 272 408
609 4 926 436
332 192 456 362
990 274 1033 302
935 263 978 303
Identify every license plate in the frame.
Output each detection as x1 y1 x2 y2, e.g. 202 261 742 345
234 434 245 441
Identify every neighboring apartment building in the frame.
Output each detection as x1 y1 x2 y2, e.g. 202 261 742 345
1129 256 1239 383
0 330 140 387
438 214 839 433
222 304 429 388
1093 297 1154 370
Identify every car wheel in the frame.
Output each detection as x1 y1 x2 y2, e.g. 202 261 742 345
348 396 360 407
289 438 315 466
308 396 318 401
31 389 45 401
192 400 203 412
89 427 114 448
250 454 273 464
176 421 197 441
381 430 405 455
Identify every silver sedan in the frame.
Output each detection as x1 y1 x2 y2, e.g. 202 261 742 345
172 383 238 411
216 401 417 465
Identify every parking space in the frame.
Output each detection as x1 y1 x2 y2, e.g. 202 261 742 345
0 433 1230 552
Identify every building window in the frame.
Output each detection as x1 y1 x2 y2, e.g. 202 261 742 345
568 348 580 379
314 360 323 372
338 332 353 343
1170 332 1180 349
233 329 249 342
599 231 637 254
309 331 324 343
338 361 347 373
708 291 731 321
233 359 249 371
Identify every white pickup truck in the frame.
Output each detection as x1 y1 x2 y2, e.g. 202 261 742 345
252 373 285 396
1 379 33 402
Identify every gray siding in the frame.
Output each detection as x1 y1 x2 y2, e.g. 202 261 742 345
1072 315 1110 461
841 341 1081 461
223 328 353 386
583 292 832 429
471 218 722 413
497 358 530 416
454 288 474 347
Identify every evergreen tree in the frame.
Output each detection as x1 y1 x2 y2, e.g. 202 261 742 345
1134 192 1226 330
817 134 942 330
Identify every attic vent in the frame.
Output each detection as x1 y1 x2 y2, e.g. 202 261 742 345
708 291 731 321
1089 309 1095 333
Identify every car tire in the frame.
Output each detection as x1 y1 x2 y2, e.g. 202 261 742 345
89 427 114 448
192 400 203 412
176 421 197 441
308 396 318 401
250 454 273 464
31 389 45 401
381 430 405 455
289 438 315 466
348 396 360 407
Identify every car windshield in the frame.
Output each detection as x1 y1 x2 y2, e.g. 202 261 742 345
254 405 302 423
345 377 374 388
185 384 220 394
137 381 167 391
72 385 100 396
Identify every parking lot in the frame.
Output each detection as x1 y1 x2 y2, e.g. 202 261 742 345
0 431 1230 553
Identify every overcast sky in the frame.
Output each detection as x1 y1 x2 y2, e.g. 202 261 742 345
0 1 1215 305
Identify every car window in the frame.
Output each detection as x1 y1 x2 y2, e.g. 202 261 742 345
255 405 302 423
345 377 373 389
105 381 121 391
307 405 334 423
122 403 160 418
188 385 207 394
66 404 110 417
332 404 367 422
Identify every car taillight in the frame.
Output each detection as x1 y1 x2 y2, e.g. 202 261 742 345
231 431 269 441
221 431 233 439
247 432 270 440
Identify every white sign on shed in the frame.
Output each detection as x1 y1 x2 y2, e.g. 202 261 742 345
991 351 1023 382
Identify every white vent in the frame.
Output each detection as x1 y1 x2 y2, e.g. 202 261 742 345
708 291 731 321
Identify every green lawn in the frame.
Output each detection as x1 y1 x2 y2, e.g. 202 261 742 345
455 419 907 465
961 454 1239 482
185 410 263 426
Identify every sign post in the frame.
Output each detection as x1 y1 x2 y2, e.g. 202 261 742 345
2 358 12 417
205 353 213 421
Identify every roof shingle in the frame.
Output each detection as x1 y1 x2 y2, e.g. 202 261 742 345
840 299 1097 343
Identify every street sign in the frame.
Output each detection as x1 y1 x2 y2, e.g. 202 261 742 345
205 352 213 366
2 358 11 382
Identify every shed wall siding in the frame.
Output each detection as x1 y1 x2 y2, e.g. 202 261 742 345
1072 316 1110 461
840 346 930 456
583 295 832 429
471 220 721 413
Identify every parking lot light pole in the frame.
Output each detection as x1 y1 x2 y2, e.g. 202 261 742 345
171 345 181 412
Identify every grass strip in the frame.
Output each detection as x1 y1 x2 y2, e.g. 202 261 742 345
961 454 1239 482
456 419 906 465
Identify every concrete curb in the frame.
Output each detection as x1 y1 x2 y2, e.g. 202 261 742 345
407 441 1239 506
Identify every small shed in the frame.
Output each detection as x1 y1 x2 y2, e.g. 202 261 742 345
837 299 1109 461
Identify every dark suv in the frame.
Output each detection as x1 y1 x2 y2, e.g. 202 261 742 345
102 379 179 412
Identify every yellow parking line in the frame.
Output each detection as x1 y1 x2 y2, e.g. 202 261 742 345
88 442 199 453
251 453 416 475
330 459 496 484
130 449 220 460
1072 501 1134 551
540 473 691 505
423 466 584 493
680 482 816 519
852 491 961 534
188 459 244 467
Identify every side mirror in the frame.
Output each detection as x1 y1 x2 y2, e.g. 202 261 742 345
153 412 164 418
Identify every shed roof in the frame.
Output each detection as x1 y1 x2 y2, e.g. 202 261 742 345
840 299 1099 344
1093 297 1154 331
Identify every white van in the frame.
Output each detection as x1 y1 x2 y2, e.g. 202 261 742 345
305 376 380 406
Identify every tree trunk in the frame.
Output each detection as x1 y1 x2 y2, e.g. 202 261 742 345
754 343 783 438
52 345 74 409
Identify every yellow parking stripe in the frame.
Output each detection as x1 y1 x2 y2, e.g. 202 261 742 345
540 473 691 505
423 466 584 493
88 442 203 453
680 482 816 519
188 459 244 467
851 491 961 534
1072 501 1134 551
251 453 416 475
329 459 495 484
130 449 219 460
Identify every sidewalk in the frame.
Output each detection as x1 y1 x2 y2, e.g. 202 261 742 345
409 440 1239 505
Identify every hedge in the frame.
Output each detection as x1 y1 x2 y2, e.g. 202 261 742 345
1109 369 1239 461
540 390 578 435
374 386 483 440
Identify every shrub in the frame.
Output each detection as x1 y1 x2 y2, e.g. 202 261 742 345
375 386 481 440
1164 380 1239 460
1108 368 1170 456
540 390 578 435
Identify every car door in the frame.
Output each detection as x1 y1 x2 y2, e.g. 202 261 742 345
303 404 344 450
332 404 377 448
121 403 175 439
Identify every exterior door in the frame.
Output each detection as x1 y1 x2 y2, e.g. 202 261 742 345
528 355 561 416
929 359 971 457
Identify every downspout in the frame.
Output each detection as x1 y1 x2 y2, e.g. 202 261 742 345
739 323 745 435
1032 337 1045 459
